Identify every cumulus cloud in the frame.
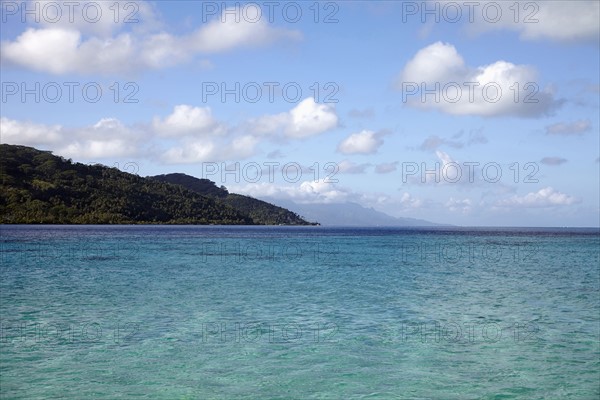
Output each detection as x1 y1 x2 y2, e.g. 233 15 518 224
1 112 258 163
150 104 265 162
540 157 567 166
3 98 337 164
249 98 338 139
30 1 160 37
495 187 579 208
56 118 142 158
0 117 63 145
159 134 260 164
187 9 301 53
1 4 301 75
3 28 144 75
233 180 421 219
153 105 225 137
400 41 467 84
160 141 217 164
227 135 260 159
295 180 351 203
397 42 560 117
545 120 592 136
231 179 353 204
60 139 137 159
287 98 338 138
3 100 334 165
337 130 386 155
446 0 600 43
0 117 142 158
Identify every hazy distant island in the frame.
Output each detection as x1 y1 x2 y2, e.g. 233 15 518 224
0 144 315 225
271 199 445 227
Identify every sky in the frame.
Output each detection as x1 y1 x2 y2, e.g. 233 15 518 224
1 0 599 227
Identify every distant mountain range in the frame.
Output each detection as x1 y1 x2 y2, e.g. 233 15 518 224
263 199 444 227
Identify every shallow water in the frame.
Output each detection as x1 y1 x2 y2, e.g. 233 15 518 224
1 226 599 399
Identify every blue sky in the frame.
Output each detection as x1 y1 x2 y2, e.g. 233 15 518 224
1 0 599 226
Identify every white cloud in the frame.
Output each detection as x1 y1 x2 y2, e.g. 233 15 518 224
139 32 191 69
59 117 141 158
296 180 352 203
60 139 137 159
0 117 63 145
249 98 338 139
228 135 260 159
233 181 425 220
248 113 290 136
159 137 261 164
397 42 559 117
399 192 423 209
495 187 579 208
231 179 353 204
32 1 160 37
92 118 127 131
400 41 467 84
446 197 473 214
153 105 225 137
338 130 385 155
2 107 259 164
545 120 592 136
159 134 260 164
287 98 339 138
188 7 302 53
160 141 217 164
233 179 426 219
2 28 87 75
0 117 141 158
1 5 301 75
451 0 600 43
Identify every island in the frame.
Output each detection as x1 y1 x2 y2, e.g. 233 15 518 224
0 144 317 225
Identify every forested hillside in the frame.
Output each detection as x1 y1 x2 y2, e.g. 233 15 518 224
150 173 314 225
0 145 311 224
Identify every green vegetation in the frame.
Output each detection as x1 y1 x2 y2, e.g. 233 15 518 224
150 173 315 225
150 173 229 199
0 144 313 225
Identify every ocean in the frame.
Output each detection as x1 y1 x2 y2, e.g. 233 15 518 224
1 225 599 399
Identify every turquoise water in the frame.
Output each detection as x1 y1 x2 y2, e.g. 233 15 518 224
1 226 599 399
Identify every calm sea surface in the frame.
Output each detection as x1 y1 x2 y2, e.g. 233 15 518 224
1 226 599 399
